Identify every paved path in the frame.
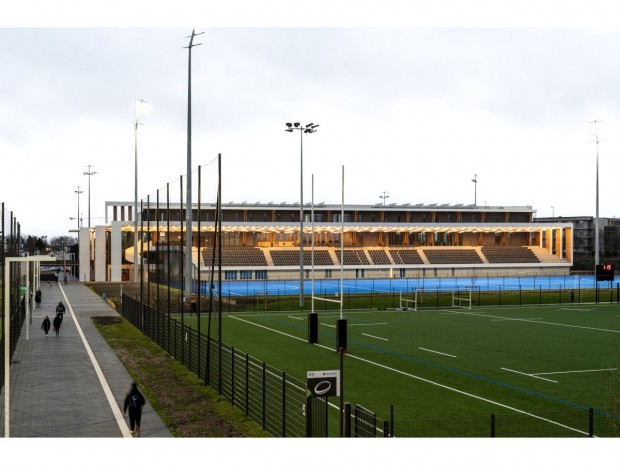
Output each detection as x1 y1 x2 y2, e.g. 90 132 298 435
0 279 172 438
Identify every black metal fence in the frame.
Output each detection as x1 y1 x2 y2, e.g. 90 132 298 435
0 203 23 393
392 407 619 438
121 295 308 437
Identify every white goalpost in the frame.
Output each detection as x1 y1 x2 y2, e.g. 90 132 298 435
399 289 418 311
452 287 473 309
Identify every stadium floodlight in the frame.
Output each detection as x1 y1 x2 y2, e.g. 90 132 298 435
285 121 319 309
83 165 98 229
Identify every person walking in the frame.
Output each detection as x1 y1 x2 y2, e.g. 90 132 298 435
53 314 61 336
56 301 66 321
41 315 51 337
123 382 146 437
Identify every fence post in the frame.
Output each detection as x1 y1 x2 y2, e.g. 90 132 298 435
589 407 594 437
282 372 286 437
390 403 394 438
231 347 235 406
344 402 352 437
262 361 266 430
245 353 249 417
490 413 496 437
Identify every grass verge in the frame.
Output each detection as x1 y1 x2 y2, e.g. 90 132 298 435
92 314 268 438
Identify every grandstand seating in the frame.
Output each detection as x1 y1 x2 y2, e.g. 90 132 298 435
481 246 540 264
390 248 424 265
336 249 371 266
423 248 483 264
201 247 268 267
199 245 546 268
368 249 392 265
270 249 334 267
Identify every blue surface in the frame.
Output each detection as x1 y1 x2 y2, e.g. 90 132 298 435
202 275 618 297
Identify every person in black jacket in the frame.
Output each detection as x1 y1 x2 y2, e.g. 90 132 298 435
53 314 61 336
123 382 146 437
41 315 51 337
56 301 65 321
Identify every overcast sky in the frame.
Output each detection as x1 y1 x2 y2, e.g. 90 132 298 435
3 2 620 238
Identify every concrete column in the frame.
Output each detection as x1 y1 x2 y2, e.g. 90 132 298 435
95 225 107 281
78 227 90 282
110 222 122 282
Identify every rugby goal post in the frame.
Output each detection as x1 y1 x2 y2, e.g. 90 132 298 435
452 287 473 309
399 289 418 311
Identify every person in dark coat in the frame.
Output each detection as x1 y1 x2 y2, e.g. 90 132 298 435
56 301 65 321
41 315 51 337
123 382 146 437
53 315 61 336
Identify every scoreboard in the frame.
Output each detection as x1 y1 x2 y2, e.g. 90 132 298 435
596 264 615 282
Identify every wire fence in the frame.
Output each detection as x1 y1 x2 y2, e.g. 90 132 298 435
121 295 308 438
0 202 24 393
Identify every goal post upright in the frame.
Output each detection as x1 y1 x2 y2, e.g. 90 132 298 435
399 288 418 311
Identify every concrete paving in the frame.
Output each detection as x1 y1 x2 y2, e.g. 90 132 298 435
0 278 172 438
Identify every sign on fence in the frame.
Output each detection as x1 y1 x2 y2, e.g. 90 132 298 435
307 370 340 397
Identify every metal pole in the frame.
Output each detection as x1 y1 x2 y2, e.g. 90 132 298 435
4 259 10 437
184 29 203 298
589 120 601 267
300 128 304 308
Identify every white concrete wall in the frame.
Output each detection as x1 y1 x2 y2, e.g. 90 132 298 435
79 228 90 282
110 222 122 281
95 225 107 281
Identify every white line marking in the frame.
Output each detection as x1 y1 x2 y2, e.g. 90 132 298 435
362 333 389 341
532 368 618 376
418 347 456 358
349 323 388 327
447 310 620 333
230 315 589 436
320 323 336 328
287 316 304 321
501 367 558 383
491 317 543 322
554 308 591 312
59 284 132 438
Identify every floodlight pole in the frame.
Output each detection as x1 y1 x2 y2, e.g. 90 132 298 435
285 122 319 308
379 191 389 205
589 120 602 266
471 174 478 206
184 28 204 297
134 98 148 283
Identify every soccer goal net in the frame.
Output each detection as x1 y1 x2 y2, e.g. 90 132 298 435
452 288 473 309
399 290 418 311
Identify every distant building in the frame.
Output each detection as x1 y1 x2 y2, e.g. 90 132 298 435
534 216 620 270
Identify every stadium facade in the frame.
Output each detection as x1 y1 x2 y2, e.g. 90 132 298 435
76 201 573 283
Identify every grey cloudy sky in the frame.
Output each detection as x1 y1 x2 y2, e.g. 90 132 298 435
3 2 620 238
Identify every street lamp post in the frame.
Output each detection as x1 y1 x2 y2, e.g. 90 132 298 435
75 186 83 229
286 122 319 308
83 165 97 229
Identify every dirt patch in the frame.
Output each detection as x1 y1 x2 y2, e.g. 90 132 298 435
92 316 122 325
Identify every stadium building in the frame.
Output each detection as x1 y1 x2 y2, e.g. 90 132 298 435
76 201 573 283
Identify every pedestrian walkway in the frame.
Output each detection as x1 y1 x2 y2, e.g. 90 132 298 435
0 279 172 438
